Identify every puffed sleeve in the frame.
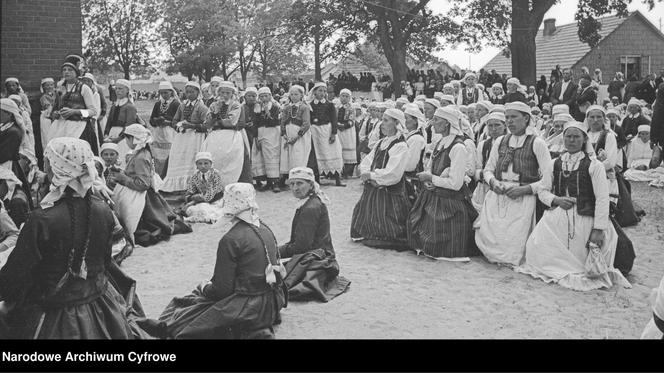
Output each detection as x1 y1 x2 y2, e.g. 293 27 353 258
79 84 98 119
370 141 408 186
431 143 467 191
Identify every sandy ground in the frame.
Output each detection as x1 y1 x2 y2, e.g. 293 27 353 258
122 100 664 339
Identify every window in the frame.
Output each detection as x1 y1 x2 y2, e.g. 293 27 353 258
619 55 641 80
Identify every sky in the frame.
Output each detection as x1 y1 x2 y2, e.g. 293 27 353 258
429 0 664 71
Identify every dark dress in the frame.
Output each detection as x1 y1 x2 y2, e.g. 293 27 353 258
350 136 411 250
149 99 180 178
407 137 479 258
154 221 286 339
279 195 350 302
0 193 139 339
0 121 33 226
122 147 191 247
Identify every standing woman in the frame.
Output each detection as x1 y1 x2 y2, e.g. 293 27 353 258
408 107 478 260
161 81 209 193
279 85 312 181
49 55 99 154
202 81 250 187
251 87 282 192
307 82 345 186
103 79 139 166
336 89 358 178
279 167 351 302
350 108 411 250
0 138 135 339
585 106 619 199
149 81 180 179
38 78 57 152
475 102 553 266
110 124 190 247
516 122 630 291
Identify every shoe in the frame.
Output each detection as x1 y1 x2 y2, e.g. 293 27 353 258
272 183 281 193
334 176 346 187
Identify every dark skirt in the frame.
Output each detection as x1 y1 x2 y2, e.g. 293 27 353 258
80 119 99 155
350 182 411 250
134 188 191 247
407 188 479 258
156 284 285 339
404 173 421 205
238 141 253 183
283 248 351 303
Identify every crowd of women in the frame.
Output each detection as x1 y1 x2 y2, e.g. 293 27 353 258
0 53 662 339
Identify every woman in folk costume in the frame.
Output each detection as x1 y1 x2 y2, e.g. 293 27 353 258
585 105 620 200
423 98 441 145
203 81 252 187
403 104 427 203
621 97 650 138
145 183 286 339
148 81 180 179
103 79 139 166
641 275 664 339
206 76 224 108
475 101 553 266
79 73 104 146
545 113 575 159
251 87 282 193
489 82 506 105
358 101 381 158
8 94 38 178
3 78 31 115
49 55 99 154
472 100 493 143
624 125 656 182
241 87 258 153
408 106 479 260
350 108 411 250
366 102 388 150
0 138 138 339
471 112 507 212
307 82 345 187
279 167 351 302
516 122 630 291
161 81 209 193
38 78 57 151
336 89 358 178
279 85 312 181
110 124 191 247
606 108 628 153
0 199 19 270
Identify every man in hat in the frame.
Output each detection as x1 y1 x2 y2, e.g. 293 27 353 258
308 82 345 186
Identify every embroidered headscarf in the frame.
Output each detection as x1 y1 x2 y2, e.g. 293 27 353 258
221 182 260 227
41 138 97 209
124 123 153 151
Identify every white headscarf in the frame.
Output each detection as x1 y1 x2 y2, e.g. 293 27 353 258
221 182 260 227
384 108 407 134
41 138 97 209
124 123 153 152
287 166 330 206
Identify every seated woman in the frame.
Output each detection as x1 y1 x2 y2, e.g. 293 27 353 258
402 104 427 204
0 200 19 269
0 138 137 339
471 112 507 212
624 125 654 181
279 167 350 302
148 183 286 339
641 275 664 339
408 107 478 260
350 108 411 250
181 152 225 224
110 124 191 247
516 122 631 291
475 101 553 266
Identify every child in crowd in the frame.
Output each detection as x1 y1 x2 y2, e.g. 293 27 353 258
181 152 225 223
100 142 123 189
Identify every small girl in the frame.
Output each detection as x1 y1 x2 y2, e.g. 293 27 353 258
182 152 225 223
100 142 123 189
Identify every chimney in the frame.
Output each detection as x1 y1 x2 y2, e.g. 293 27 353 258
543 18 556 36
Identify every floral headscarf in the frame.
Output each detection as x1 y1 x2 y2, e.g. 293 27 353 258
41 138 96 209
221 182 260 227
124 123 153 152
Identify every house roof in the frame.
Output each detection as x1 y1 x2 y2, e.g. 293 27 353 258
482 11 638 78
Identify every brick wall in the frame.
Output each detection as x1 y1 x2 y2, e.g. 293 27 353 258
1 0 82 98
573 13 664 80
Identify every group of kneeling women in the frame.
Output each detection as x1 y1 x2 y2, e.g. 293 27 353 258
0 133 349 339
350 100 632 292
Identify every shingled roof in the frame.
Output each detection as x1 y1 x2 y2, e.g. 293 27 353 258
482 12 630 78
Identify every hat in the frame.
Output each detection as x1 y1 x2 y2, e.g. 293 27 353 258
585 105 606 117
287 166 316 183
116 79 131 90
638 125 651 133
606 108 621 117
245 87 258 95
552 104 570 117
158 80 174 91
195 151 213 163
505 101 531 115
404 105 426 128
218 81 236 92
100 142 119 154
312 82 327 91
490 105 505 114
434 107 462 135
257 87 272 96
425 98 441 109
563 121 588 136
485 112 505 123
440 94 455 103
340 88 352 97
4 77 19 85
289 85 305 95
61 54 86 76
383 100 396 109
185 81 201 91
40 77 55 93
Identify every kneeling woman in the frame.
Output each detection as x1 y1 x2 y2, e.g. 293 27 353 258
408 107 478 260
110 124 191 247
350 108 411 250
152 183 286 339
0 138 136 339
516 122 630 291
279 167 350 302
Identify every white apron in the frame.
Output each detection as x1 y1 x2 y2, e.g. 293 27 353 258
49 118 86 140
150 125 177 176
337 127 357 164
161 130 206 192
475 181 537 266
471 181 490 213
202 129 245 187
310 123 343 174
280 124 312 174
251 126 282 178
112 184 147 245
39 112 53 150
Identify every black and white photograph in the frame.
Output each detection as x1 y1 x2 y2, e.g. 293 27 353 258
1 0 664 355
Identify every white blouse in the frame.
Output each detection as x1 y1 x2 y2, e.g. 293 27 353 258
360 135 409 186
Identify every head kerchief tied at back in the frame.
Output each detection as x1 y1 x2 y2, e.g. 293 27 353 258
124 123 152 151
41 138 96 209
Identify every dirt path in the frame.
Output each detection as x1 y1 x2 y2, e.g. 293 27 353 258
121 176 663 339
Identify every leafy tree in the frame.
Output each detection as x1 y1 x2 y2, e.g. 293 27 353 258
82 0 161 79
452 0 661 86
254 35 311 82
353 42 393 76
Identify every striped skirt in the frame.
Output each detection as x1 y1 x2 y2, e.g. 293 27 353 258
350 181 410 250
407 188 478 259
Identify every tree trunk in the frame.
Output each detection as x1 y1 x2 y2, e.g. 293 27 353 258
122 62 131 79
387 44 408 98
510 27 537 87
314 27 321 82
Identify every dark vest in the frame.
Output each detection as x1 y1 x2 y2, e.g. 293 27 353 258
495 134 540 185
461 87 479 105
406 130 425 173
370 136 406 193
338 106 351 127
429 136 468 199
481 137 495 169
57 81 87 121
553 155 596 216
310 101 334 125
255 105 280 128
285 104 304 126
592 129 608 152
